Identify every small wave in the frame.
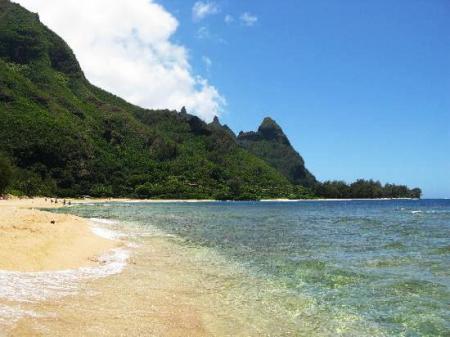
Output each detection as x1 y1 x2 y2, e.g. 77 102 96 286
89 218 118 225
424 210 450 214
0 217 133 330
0 248 129 303
91 226 125 240
126 242 141 249
139 232 177 238
405 209 450 216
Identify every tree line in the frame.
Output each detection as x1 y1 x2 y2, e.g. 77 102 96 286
314 179 421 199
0 154 12 195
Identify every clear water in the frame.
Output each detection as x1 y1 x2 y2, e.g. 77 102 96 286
62 199 450 336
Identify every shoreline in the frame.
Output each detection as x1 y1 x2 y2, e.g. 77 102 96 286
35 196 420 205
0 196 445 336
0 194 422 272
0 195 422 208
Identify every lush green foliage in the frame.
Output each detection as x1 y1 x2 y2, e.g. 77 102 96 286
0 0 314 200
0 0 421 200
315 179 422 199
236 120 421 199
238 117 317 187
0 154 12 194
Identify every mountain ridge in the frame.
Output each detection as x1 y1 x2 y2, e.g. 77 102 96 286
0 0 421 199
0 0 313 199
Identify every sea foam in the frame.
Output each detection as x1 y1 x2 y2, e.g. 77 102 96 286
89 217 118 225
0 247 129 303
0 223 130 329
91 225 125 240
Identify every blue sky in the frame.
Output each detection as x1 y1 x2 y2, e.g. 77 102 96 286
18 0 449 198
158 0 450 198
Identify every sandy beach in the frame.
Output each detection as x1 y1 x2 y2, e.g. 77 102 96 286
0 197 119 272
0 197 294 336
1 197 443 336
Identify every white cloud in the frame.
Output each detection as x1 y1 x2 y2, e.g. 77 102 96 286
14 0 225 121
192 1 219 22
196 26 227 45
196 26 210 40
202 56 212 72
224 14 234 24
240 12 258 27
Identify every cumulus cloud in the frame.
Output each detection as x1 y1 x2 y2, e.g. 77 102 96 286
240 12 258 26
192 1 219 21
14 0 225 121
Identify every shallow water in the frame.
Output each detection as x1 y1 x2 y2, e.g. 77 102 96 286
3 199 450 336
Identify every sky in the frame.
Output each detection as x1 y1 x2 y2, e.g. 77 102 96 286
14 0 450 198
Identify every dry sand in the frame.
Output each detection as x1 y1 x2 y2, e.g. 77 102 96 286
0 197 119 272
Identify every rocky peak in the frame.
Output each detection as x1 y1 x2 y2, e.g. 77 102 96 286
237 117 317 187
209 116 236 139
211 115 221 126
248 117 291 145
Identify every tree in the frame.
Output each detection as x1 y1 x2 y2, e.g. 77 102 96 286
410 188 422 199
0 155 12 195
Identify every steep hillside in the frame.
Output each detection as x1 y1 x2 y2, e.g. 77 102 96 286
0 0 313 199
238 118 317 187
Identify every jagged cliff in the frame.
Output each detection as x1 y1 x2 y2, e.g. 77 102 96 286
238 118 317 187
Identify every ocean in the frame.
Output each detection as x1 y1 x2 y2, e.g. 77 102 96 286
2 199 448 336
57 199 450 336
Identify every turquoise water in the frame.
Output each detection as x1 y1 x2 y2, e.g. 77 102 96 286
64 200 449 336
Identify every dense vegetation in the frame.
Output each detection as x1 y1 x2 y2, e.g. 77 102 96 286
0 0 312 200
237 118 421 199
0 154 12 194
238 117 317 187
0 0 421 200
315 179 421 199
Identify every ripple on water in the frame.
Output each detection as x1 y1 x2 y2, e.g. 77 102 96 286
385 279 447 296
431 245 450 255
383 241 406 249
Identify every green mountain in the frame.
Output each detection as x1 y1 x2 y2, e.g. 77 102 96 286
238 118 317 187
0 0 313 199
0 0 421 199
